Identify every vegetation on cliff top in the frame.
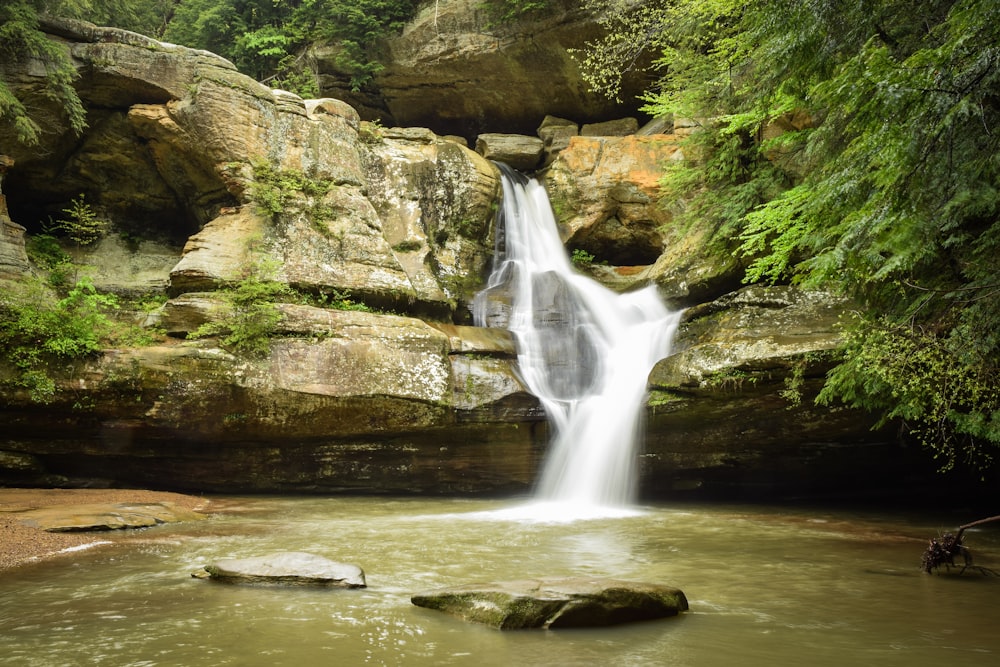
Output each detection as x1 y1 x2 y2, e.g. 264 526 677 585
582 0 1000 470
1 0 555 139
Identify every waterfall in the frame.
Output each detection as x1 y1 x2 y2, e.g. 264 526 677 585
474 164 681 514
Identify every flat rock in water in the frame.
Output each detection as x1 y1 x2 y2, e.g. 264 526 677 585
17 502 204 532
195 552 366 588
411 577 688 629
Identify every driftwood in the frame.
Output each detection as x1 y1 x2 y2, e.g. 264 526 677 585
921 514 1000 575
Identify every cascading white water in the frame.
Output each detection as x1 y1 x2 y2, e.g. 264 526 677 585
474 164 682 515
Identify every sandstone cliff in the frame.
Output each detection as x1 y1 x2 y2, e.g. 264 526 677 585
0 16 942 500
314 0 654 140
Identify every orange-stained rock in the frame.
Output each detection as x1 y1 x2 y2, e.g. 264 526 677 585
540 134 682 265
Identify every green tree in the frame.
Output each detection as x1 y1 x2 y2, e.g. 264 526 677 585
0 0 171 146
164 0 418 93
0 277 119 401
583 0 1000 469
1 0 87 145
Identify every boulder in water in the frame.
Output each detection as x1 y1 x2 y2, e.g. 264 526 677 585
411 577 688 629
194 552 366 588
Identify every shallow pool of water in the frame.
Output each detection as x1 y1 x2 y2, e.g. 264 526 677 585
2 497 997 666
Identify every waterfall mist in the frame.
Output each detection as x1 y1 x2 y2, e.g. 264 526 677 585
474 164 681 517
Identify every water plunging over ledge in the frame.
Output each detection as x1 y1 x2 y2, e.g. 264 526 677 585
474 164 682 516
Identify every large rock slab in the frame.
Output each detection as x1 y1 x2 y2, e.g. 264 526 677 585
653 284 847 387
412 578 688 629
475 134 544 171
17 502 204 532
361 128 500 313
195 552 366 587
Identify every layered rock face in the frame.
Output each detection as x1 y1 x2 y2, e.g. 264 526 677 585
0 16 944 500
314 0 653 140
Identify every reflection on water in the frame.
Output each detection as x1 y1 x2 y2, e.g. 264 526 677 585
1 497 998 667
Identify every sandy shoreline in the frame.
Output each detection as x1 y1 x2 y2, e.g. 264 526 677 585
0 488 210 571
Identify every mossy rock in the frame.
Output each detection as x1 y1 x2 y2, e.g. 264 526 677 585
411 577 688 629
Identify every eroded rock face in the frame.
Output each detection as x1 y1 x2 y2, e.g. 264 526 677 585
361 127 501 315
540 134 680 266
315 0 653 139
411 578 688 629
639 285 939 499
1 302 544 494
0 157 29 280
0 18 498 316
655 285 847 385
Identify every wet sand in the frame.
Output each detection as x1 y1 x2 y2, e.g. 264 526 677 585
0 488 209 571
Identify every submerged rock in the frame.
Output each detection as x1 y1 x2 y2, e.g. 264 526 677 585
195 552 366 588
411 578 688 629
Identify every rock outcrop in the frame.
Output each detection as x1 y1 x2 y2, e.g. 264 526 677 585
315 0 654 140
0 156 29 281
0 17 499 316
540 133 680 266
412 578 688 629
638 286 940 499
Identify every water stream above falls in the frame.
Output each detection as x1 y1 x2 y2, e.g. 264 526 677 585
474 164 681 516
1 497 998 666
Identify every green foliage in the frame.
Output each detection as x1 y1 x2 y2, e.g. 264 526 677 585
53 194 110 246
248 159 335 232
302 289 372 313
358 119 386 144
26 233 70 269
1 0 179 146
25 233 74 288
703 369 758 393
819 315 1000 471
0 0 87 145
0 277 118 402
164 0 419 93
778 351 834 408
570 248 596 267
580 0 1000 467
480 0 549 25
190 258 293 358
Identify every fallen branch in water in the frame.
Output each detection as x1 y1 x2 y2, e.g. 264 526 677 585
921 514 1000 575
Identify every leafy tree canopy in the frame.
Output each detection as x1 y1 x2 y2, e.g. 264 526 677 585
1 0 175 145
163 0 419 93
582 0 1000 470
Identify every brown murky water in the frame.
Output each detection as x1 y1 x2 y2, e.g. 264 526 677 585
1 497 997 666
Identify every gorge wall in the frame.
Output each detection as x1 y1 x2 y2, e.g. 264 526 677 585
0 11 950 501
313 0 655 140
